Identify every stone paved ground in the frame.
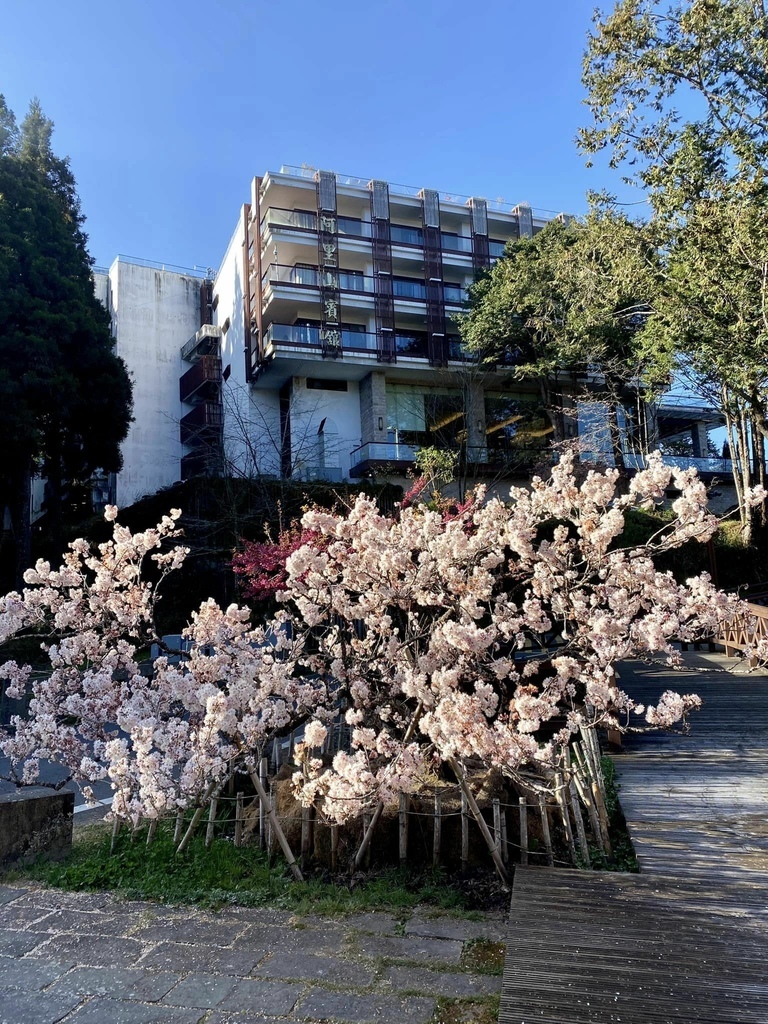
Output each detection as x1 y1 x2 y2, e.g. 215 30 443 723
0 885 504 1023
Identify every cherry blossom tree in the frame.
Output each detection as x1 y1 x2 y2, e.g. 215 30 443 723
0 453 758 877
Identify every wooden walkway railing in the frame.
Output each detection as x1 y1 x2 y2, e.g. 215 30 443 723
716 600 768 658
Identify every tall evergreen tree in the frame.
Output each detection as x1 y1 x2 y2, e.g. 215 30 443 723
0 95 132 585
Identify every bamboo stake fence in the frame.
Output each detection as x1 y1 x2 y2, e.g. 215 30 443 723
110 729 610 877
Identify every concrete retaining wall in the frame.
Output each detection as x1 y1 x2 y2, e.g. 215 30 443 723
0 788 74 868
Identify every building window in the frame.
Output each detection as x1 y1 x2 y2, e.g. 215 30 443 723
393 277 426 300
386 384 466 448
307 379 348 392
484 393 551 455
391 224 424 246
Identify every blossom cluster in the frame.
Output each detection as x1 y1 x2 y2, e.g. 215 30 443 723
0 453 743 828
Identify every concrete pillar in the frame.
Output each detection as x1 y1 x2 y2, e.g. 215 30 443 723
466 382 487 458
359 372 388 445
691 420 709 458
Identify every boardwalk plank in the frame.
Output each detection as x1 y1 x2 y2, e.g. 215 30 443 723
500 653 768 1024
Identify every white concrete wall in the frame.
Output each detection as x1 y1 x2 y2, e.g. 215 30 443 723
289 377 362 481
213 212 284 478
109 260 202 506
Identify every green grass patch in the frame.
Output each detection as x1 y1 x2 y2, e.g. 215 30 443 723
586 757 639 873
431 994 501 1024
460 939 505 976
13 820 471 915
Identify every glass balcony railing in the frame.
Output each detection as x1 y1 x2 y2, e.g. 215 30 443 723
489 240 508 257
349 442 551 476
263 323 378 352
441 233 473 253
262 265 467 306
261 264 375 295
261 208 373 239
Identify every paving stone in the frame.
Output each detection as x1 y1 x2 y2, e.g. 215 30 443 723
0 904 55 929
0 956 67 991
29 932 147 967
134 916 241 946
296 989 435 1023
33 909 131 936
404 915 506 943
0 987 82 1024
162 972 241 1008
385 964 502 997
226 906 294 928
19 891 111 912
358 933 463 965
138 941 266 976
342 912 399 935
49 965 179 1001
255 951 373 987
206 1015 287 1024
0 885 26 907
217 978 303 1016
235 924 347 955
66 997 205 1024
0 927 47 957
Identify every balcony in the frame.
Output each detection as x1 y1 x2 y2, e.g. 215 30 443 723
179 355 222 404
180 450 220 480
264 323 378 353
181 324 222 362
261 207 373 240
180 401 223 447
261 265 466 307
349 442 550 478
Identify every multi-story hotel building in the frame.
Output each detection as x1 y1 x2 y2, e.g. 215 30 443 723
94 165 729 508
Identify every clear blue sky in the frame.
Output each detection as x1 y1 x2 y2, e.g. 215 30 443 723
1 0 636 271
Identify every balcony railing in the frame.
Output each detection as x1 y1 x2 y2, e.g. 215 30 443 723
261 207 373 240
261 208 475 256
180 401 223 447
261 265 466 305
349 442 550 477
262 323 469 362
179 355 221 404
264 323 377 352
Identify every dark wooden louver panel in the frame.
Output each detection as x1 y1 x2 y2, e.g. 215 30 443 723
316 170 342 359
370 179 396 363
420 188 447 367
469 197 490 272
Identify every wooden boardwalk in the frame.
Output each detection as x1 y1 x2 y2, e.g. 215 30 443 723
500 652 768 1023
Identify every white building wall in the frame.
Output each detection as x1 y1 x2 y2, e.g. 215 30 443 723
109 260 202 506
289 378 362 481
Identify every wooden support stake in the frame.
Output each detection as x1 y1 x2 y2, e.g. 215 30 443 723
492 798 502 854
518 797 528 866
301 804 311 870
234 792 244 848
569 779 590 865
259 757 268 849
353 802 384 871
131 816 142 842
110 816 121 855
398 793 409 867
250 770 304 881
146 819 158 847
205 797 218 849
330 823 338 872
501 810 509 865
449 758 508 883
571 747 605 854
267 782 274 860
460 791 469 872
432 793 442 868
555 773 576 864
173 809 184 845
538 793 554 867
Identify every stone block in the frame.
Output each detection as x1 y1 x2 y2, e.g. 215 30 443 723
0 788 74 868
